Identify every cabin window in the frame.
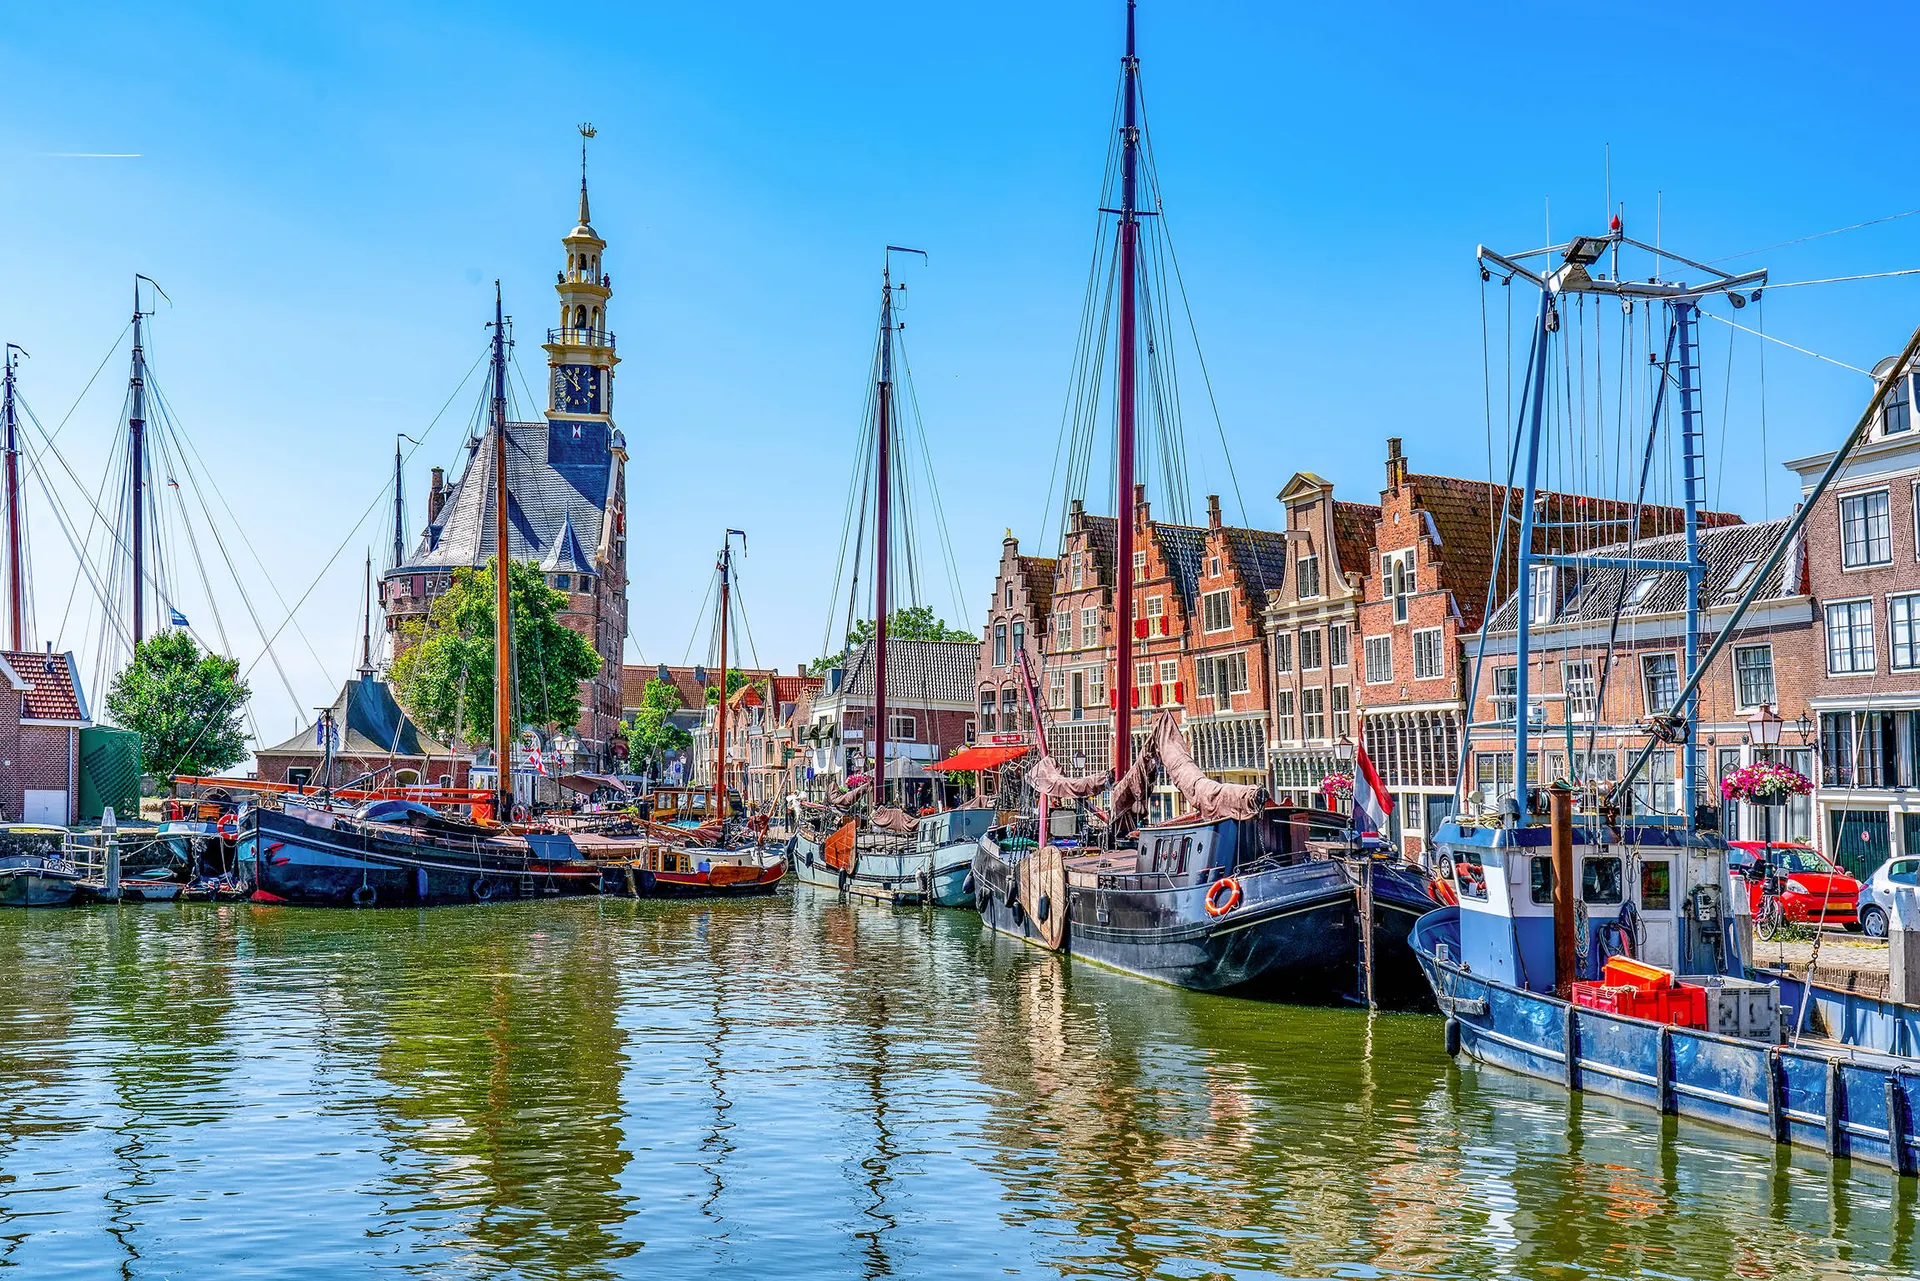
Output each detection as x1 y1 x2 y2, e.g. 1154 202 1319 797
1529 856 1554 905
288 768 313 787
1453 847 1488 900
1640 861 1672 912
1582 856 1624 904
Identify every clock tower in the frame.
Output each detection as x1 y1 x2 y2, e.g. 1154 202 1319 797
544 124 618 420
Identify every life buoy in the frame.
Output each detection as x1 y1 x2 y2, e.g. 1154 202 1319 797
1205 876 1242 918
511 804 530 824
216 813 238 841
472 878 495 902
351 884 377 908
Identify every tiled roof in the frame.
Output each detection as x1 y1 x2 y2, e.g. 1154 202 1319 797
1153 522 1210 608
1331 501 1381 585
1221 526 1289 609
259 676 452 760
839 638 980 705
1018 555 1057 624
1079 513 1118 585
0 650 88 723
1409 473 1739 632
621 663 776 713
771 673 823 712
1484 517 1797 631
405 420 612 573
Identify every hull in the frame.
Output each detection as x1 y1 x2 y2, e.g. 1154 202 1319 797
928 841 974 907
791 828 932 905
973 838 1433 1006
644 853 787 897
0 867 81 907
1412 906 1920 1172
242 808 603 907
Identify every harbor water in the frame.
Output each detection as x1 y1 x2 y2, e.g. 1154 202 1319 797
2 889 1916 1279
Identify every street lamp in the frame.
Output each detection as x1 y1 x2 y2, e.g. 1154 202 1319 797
1748 703 1783 860
1794 712 1815 747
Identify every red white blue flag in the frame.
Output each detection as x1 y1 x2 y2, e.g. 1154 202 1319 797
1353 733 1393 837
530 743 548 777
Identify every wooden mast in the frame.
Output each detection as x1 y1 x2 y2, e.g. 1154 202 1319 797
2 345 23 650
1113 0 1140 780
715 539 730 816
489 282 514 822
873 266 893 806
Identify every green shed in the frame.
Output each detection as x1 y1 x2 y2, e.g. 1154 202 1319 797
78 726 142 822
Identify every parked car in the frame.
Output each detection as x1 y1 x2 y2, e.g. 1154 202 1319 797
1726 841 1861 932
1855 856 1920 939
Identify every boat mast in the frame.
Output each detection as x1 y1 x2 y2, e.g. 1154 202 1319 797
360 550 374 677
716 539 730 812
1113 0 1141 780
393 435 407 570
874 265 893 807
489 282 514 821
128 279 152 646
2 344 24 650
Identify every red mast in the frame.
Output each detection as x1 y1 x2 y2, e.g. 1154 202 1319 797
2 345 24 650
1113 0 1141 779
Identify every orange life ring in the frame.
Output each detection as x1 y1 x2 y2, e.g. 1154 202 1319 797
216 813 238 841
1205 876 1242 918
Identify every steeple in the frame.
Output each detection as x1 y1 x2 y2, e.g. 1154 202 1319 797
578 122 593 227
544 123 618 422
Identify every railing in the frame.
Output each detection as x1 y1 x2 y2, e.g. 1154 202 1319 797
547 327 616 350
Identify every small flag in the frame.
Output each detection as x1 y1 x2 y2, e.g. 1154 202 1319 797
530 742 548 776
169 608 189 627
1352 731 1394 839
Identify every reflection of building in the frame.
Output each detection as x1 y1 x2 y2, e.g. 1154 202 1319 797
255 674 466 791
1795 380 1920 874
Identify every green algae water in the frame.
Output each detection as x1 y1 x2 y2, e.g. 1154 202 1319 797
1 889 1915 1279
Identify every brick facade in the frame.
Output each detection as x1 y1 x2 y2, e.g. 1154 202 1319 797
0 650 89 824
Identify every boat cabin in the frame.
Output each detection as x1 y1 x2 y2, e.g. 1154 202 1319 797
916 808 993 851
650 787 717 826
1068 806 1313 889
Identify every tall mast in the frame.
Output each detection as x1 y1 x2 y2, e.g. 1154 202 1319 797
489 282 514 821
2 345 24 651
874 265 893 806
360 550 374 677
1113 0 1141 778
128 281 150 646
715 540 730 811
393 436 406 570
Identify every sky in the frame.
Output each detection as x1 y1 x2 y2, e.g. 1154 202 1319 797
3 1 1920 743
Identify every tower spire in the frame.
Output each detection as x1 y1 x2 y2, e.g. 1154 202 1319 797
578 121 596 226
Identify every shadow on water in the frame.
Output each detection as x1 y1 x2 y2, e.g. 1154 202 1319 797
0 891 1917 1278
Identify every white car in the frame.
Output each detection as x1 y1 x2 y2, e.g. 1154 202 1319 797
1855 856 1920 939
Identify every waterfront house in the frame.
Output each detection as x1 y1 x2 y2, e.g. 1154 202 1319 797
0 648 90 824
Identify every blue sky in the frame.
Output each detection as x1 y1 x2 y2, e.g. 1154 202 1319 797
2 1 1918 739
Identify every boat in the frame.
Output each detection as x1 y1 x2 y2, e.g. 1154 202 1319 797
0 824 83 906
1411 219 1920 1169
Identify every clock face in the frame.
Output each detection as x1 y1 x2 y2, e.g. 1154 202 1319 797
554 364 599 413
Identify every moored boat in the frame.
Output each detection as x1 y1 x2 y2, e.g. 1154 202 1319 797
0 824 83 906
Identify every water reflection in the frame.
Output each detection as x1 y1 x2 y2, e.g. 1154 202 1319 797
0 893 1915 1278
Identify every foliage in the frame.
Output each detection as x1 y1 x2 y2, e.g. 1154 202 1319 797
1721 760 1812 804
390 556 601 745
106 629 251 779
808 605 978 675
705 669 749 704
626 677 693 771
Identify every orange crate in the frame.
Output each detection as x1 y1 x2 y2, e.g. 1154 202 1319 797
1602 956 1674 991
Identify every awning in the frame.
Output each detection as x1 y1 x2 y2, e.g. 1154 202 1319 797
936 744 1033 771
559 773 634 797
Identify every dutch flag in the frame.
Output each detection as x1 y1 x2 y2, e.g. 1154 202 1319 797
1352 731 1394 840
530 742 548 777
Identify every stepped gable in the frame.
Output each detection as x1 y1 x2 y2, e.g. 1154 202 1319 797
1152 522 1210 608
841 638 980 704
1484 517 1797 630
1019 554 1058 625
1080 513 1118 584
406 420 612 572
0 650 88 722
260 675 452 759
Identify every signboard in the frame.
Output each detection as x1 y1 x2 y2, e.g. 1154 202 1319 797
990 733 1028 746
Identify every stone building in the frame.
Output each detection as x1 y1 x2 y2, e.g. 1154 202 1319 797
383 161 628 768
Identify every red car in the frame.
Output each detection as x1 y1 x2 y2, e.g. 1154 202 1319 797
1727 841 1861 931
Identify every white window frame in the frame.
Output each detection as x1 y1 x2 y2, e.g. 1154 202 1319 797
1411 627 1444 681
1201 589 1232 633
1275 689 1295 740
1330 684 1350 739
1385 549 1415 623
1299 627 1323 671
1273 632 1292 673
1892 593 1920 672
1840 489 1893 569
1328 623 1349 668
1826 597 1876 674
1732 643 1776 709
1563 658 1597 721
1364 634 1393 685
1528 565 1556 625
1080 607 1098 649
1641 651 1680 716
890 714 917 740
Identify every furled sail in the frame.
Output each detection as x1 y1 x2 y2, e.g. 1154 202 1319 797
1111 711 1263 823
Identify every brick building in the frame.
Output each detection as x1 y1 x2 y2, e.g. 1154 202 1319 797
0 649 90 824
1795 377 1920 874
1041 503 1118 779
628 663 775 785
976 533 1055 751
254 674 469 793
805 638 980 802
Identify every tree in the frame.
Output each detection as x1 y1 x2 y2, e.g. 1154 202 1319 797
704 669 749 704
390 556 602 745
625 676 692 774
106 630 251 779
809 605 978 675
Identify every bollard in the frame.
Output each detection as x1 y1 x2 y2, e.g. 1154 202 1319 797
1891 886 1920 1007
102 805 122 901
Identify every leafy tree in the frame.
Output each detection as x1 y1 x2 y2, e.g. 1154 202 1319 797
106 630 251 779
704 669 749 704
809 605 978 675
625 677 693 774
390 556 601 745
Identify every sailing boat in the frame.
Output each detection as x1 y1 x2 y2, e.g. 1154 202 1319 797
235 287 602 906
970 2 1438 1003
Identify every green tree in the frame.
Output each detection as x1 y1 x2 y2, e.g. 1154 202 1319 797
704 669 749 704
105 630 251 779
809 605 977 675
625 677 692 774
390 556 602 745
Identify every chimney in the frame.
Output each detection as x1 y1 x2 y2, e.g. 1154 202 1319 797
796 663 806 677
1133 482 1148 531
428 467 447 523
1386 437 1407 492
1206 494 1222 531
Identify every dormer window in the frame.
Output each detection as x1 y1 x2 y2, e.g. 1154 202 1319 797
1625 572 1660 608
1721 557 1760 602
1886 373 1912 436
1527 565 1556 624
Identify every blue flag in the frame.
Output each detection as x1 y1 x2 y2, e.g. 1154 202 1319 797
169 608 190 627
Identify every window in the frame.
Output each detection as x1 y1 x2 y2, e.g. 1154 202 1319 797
1297 556 1321 599
1328 625 1349 668
288 767 313 787
1133 550 1147 582
1071 552 1083 589
1631 748 1677 816
1081 608 1098 649
890 714 916 740
979 692 996 733
1528 565 1556 625
1012 621 1025 660
1005 583 1014 608
1202 589 1232 632
1733 644 1775 709
1004 686 1024 730
1135 662 1153 690
1412 627 1444 680
964 719 977 744
1055 610 1071 651
1049 669 1067 709
1893 594 1920 671
1641 653 1679 715
1385 549 1414 622
1582 856 1624 905
551 574 571 591
1564 659 1597 719
1276 690 1295 739
1721 558 1760 602
1299 628 1323 671
1273 633 1292 673
1827 599 1876 674
1626 573 1660 608
1301 687 1325 740
1209 556 1221 578
1886 373 1912 436
1491 666 1517 721
1088 666 1106 710
1840 491 1892 568
1529 857 1555 906
1159 659 1179 684
1364 635 1393 685
1145 596 1165 635
993 624 1008 667
1331 685 1350 738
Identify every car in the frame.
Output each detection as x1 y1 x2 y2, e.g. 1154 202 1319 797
1855 856 1920 939
1726 841 1861 932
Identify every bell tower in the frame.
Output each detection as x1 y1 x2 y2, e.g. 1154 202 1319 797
545 122 618 420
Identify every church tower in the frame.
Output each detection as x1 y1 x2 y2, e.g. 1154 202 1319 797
544 123 619 420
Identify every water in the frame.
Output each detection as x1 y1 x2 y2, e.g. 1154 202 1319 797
1 890 1915 1279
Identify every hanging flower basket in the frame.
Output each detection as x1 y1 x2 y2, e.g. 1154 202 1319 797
1320 771 1354 804
1721 761 1812 805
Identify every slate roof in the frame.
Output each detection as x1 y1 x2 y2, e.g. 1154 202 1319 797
258 676 452 760
838 638 981 705
1484 517 1798 631
1331 501 1382 585
539 511 593 575
1221 526 1290 608
1018 555 1057 625
405 420 612 572
0 650 88 723
1153 522 1211 608
1079 513 1118 586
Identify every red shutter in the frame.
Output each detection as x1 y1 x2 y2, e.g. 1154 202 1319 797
1135 618 1149 639
1174 681 1184 703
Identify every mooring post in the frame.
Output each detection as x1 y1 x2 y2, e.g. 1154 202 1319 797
1550 783 1576 996
102 805 121 901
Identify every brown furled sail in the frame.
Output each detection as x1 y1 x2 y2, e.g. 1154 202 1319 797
1111 711 1264 824
1027 755 1111 800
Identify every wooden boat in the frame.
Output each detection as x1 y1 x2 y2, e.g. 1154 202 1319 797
648 786 719 827
0 824 82 907
790 800 991 907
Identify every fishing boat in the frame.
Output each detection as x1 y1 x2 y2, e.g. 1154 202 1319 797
1410 222 1920 1170
0 824 83 906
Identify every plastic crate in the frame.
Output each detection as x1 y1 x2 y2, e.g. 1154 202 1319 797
1602 956 1675 991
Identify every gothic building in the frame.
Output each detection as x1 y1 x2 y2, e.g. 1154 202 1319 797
382 155 630 767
